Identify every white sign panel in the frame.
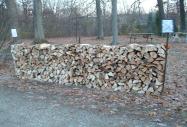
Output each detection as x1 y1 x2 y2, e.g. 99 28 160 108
11 29 18 37
162 20 174 33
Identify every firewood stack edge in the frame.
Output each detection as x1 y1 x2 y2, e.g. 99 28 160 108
11 43 166 95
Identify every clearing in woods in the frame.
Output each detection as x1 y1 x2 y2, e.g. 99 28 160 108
0 36 187 127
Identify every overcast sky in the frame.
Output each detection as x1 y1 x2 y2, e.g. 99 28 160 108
117 0 158 13
45 0 159 13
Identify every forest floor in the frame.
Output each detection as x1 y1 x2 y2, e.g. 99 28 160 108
0 35 187 127
21 35 165 45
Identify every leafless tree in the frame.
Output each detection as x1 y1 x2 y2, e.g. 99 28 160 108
96 0 104 39
179 0 186 32
112 0 118 45
156 0 165 34
33 0 45 43
5 0 19 44
157 0 165 19
5 0 18 30
0 0 9 48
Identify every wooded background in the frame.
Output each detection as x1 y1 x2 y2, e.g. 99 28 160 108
0 0 186 46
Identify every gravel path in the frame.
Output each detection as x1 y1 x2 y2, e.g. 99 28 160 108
0 85 166 127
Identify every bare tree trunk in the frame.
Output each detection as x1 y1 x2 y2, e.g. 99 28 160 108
0 0 18 62
179 0 186 32
5 0 18 37
5 0 18 29
157 0 165 35
33 0 45 43
157 0 165 19
96 0 104 39
112 0 118 45
0 1 9 48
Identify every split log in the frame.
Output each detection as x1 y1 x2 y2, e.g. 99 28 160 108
11 43 166 95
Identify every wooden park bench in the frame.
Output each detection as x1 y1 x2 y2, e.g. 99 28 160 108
170 32 187 43
128 33 154 43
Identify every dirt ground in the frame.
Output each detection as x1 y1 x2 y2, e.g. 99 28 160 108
20 35 165 45
0 35 187 126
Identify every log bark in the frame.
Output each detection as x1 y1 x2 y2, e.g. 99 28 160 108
11 44 166 95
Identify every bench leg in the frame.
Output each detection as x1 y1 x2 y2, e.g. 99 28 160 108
129 37 132 43
146 37 148 42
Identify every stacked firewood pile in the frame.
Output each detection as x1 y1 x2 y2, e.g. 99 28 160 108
11 43 166 95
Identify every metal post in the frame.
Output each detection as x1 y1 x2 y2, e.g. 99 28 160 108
78 36 81 44
162 33 169 94
13 37 16 43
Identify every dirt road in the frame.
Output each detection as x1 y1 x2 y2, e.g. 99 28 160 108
0 85 170 127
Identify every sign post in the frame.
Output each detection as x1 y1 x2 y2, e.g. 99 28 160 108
161 20 174 94
11 29 18 43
